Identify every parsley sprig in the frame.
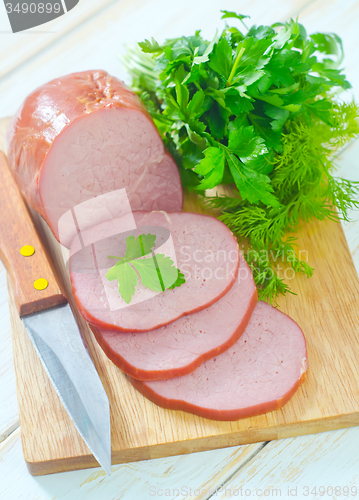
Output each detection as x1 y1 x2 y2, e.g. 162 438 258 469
121 12 359 303
106 234 185 304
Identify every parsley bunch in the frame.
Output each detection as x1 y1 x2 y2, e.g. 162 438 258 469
121 11 359 303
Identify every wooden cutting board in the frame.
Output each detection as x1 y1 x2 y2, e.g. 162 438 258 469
2 118 359 476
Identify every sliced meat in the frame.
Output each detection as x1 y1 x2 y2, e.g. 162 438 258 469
6 70 182 248
91 255 257 380
129 301 308 421
70 211 240 332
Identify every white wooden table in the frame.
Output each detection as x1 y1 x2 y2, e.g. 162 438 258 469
1 1 359 498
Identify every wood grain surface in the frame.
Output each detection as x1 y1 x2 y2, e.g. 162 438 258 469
214 427 359 499
2 110 359 475
0 427 267 500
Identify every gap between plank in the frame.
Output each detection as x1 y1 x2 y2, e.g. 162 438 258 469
0 421 20 445
204 442 270 500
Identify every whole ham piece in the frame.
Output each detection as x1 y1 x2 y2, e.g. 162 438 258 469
129 301 308 421
6 70 183 247
91 255 257 380
70 211 240 332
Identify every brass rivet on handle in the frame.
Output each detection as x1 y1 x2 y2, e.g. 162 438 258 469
34 278 48 291
20 245 35 257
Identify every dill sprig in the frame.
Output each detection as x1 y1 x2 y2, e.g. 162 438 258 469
206 106 359 302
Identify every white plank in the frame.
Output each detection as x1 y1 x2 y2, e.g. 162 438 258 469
0 262 18 443
0 0 311 117
0 428 264 500
0 0 120 79
213 427 359 500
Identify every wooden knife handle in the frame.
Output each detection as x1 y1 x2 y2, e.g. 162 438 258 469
0 152 67 316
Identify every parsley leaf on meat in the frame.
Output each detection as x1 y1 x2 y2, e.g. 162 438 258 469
106 234 185 304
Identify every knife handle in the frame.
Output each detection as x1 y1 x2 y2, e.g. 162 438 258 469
0 152 67 316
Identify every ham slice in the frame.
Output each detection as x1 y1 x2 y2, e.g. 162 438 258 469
91 255 257 380
129 301 308 421
70 211 240 332
6 70 182 248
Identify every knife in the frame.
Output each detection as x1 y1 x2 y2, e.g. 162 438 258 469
0 152 111 474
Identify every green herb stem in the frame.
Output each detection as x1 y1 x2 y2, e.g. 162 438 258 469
227 46 245 87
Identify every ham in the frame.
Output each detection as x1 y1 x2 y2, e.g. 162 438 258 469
91 255 257 380
70 210 240 332
6 70 183 248
129 301 308 421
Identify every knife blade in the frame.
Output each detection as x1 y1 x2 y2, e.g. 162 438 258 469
0 151 111 474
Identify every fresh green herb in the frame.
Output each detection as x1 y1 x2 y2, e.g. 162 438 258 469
106 234 185 304
121 13 359 303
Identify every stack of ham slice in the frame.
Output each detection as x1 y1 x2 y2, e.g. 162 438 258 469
7 70 308 421
69 210 308 421
130 301 308 421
